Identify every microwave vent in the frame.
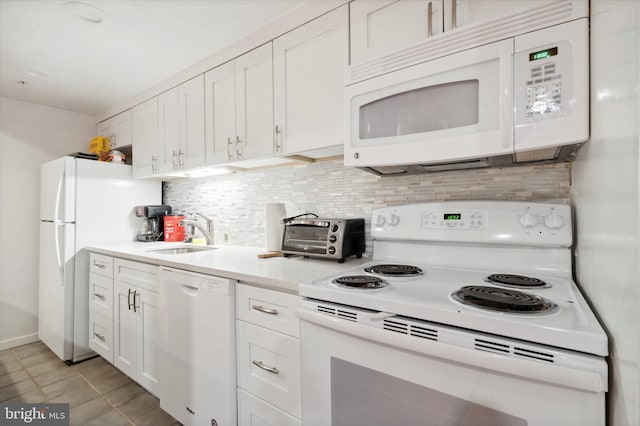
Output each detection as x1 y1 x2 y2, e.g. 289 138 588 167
515 147 561 163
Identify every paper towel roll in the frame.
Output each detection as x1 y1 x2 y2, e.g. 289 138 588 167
265 202 287 252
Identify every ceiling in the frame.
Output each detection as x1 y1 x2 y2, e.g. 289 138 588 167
0 0 306 117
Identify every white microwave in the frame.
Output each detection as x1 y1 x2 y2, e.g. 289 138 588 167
344 18 589 175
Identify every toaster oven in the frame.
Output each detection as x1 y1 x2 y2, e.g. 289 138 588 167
282 218 365 263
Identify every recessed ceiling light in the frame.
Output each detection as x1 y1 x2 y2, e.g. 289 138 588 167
64 2 105 24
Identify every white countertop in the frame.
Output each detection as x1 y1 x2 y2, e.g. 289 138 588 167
87 241 370 294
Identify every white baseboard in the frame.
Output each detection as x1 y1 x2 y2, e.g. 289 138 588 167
0 333 39 351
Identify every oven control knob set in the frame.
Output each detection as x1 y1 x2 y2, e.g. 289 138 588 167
374 212 400 228
519 208 566 230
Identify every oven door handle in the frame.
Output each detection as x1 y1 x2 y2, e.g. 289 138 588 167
296 307 607 394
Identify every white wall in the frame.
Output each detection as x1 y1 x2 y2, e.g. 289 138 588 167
572 1 640 425
0 97 95 350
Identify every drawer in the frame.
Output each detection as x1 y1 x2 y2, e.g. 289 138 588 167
89 311 113 363
114 258 159 292
237 321 301 418
238 389 301 426
89 253 113 278
236 283 301 338
89 272 113 319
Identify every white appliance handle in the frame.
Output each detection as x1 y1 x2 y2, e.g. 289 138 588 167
54 167 64 222
296 307 606 393
54 223 64 279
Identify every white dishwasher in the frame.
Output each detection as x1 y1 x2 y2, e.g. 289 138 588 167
158 267 236 426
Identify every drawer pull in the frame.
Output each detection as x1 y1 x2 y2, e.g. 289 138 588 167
251 305 278 315
94 293 106 300
252 360 279 375
94 262 106 269
94 333 106 342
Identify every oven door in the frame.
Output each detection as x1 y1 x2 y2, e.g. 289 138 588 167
345 39 513 168
297 303 606 426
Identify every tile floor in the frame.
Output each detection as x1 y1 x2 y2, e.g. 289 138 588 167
0 341 179 425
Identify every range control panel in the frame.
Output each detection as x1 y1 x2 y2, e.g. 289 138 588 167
371 201 572 247
421 210 487 230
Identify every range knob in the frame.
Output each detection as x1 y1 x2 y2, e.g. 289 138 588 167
329 235 337 243
328 246 336 255
331 224 339 232
519 208 538 228
544 209 565 230
374 214 386 227
389 213 400 226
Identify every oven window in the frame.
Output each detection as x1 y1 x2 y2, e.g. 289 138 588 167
358 80 480 139
330 358 526 426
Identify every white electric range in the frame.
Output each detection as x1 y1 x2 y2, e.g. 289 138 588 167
297 201 608 426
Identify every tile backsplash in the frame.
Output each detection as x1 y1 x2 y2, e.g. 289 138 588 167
163 160 571 252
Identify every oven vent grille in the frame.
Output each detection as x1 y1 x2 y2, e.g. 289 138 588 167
316 304 358 322
514 346 555 363
475 339 510 354
383 319 438 341
475 339 555 363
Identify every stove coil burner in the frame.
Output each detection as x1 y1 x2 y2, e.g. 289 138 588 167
364 264 423 276
452 286 557 314
486 274 547 288
332 275 388 289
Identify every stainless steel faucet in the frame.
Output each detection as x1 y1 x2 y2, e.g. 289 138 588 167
179 215 214 246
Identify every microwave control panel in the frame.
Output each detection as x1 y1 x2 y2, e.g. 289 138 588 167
515 38 573 120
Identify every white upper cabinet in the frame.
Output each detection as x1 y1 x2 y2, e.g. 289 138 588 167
132 97 159 177
350 0 444 66
235 44 274 162
158 76 205 173
205 43 274 165
97 109 132 149
443 0 544 30
179 76 206 169
158 87 180 173
273 5 348 155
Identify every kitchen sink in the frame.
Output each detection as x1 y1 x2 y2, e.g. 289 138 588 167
146 246 216 255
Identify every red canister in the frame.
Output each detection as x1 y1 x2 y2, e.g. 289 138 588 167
164 215 185 242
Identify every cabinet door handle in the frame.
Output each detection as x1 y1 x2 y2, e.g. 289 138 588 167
252 360 279 375
235 136 242 159
427 2 433 37
172 150 178 170
94 332 106 342
93 261 106 269
94 293 106 300
451 0 458 29
178 149 185 168
133 290 139 313
127 288 133 310
274 125 281 152
151 155 158 173
226 137 233 160
251 305 278 315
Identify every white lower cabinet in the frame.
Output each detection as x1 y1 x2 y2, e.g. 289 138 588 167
113 259 160 395
89 253 160 396
236 283 302 423
89 253 115 363
238 389 301 426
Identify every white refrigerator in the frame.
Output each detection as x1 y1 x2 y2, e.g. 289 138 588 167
39 156 161 362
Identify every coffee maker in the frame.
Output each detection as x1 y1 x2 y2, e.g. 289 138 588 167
135 205 172 242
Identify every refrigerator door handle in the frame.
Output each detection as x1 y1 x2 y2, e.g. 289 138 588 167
54 223 65 281
54 168 64 222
